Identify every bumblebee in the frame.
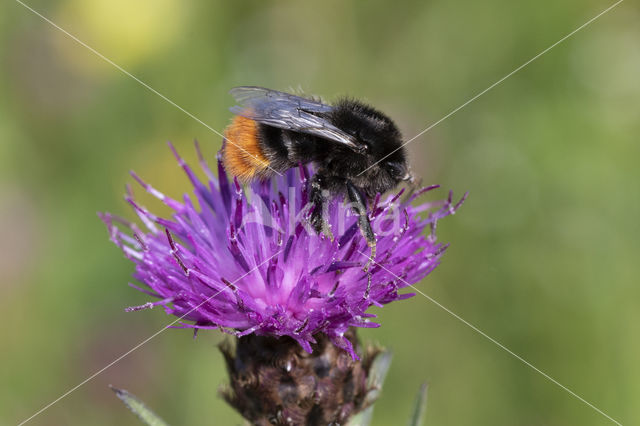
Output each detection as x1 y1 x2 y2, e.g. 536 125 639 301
222 86 412 267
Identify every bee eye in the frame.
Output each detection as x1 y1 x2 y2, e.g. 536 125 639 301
386 162 404 176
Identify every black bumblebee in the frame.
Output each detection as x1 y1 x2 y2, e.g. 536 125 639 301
222 86 413 267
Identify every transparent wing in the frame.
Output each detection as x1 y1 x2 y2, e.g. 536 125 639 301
229 86 365 152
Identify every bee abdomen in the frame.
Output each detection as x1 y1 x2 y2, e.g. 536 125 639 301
222 115 272 182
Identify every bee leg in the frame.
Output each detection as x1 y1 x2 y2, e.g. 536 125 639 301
346 180 376 272
309 173 334 241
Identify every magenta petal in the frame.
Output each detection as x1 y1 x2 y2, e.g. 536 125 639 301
101 142 464 359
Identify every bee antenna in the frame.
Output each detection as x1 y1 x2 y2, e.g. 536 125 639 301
402 176 423 204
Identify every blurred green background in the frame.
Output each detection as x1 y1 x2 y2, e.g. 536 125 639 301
1 1 638 425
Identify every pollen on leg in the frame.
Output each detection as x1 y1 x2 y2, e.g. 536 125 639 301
222 115 271 182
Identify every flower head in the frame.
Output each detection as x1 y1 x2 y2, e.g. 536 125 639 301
101 142 465 359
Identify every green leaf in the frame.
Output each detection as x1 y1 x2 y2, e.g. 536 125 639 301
407 383 428 426
364 350 393 406
346 405 374 426
110 385 170 426
346 350 393 426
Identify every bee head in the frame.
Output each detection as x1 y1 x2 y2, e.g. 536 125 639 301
354 155 410 198
384 159 413 183
330 99 411 195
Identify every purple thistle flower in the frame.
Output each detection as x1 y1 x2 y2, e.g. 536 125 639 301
100 142 466 359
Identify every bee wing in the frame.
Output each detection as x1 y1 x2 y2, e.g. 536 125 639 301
229 86 365 153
